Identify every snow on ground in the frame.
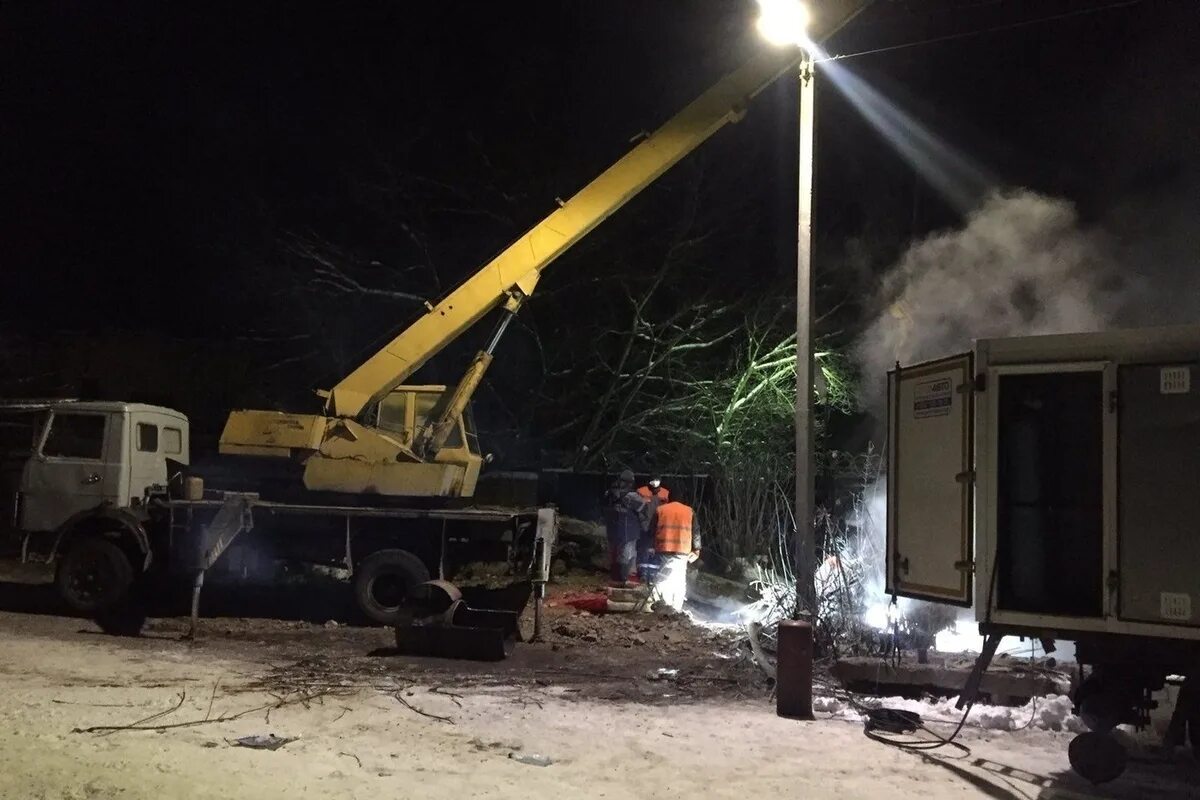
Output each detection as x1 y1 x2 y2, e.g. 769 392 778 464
0 554 1196 800
813 691 1090 733
0 610 1196 799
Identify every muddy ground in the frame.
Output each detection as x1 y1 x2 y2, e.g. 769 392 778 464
0 562 1196 799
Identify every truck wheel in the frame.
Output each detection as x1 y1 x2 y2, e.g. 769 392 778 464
56 537 134 615
94 603 148 637
353 549 430 625
1076 674 1125 733
1068 731 1127 784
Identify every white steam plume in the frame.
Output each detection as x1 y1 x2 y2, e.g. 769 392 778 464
849 188 1131 653
855 188 1127 403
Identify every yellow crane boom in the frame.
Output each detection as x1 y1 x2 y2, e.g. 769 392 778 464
220 1 867 497
331 56 785 419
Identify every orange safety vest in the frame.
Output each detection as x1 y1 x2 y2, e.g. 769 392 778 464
637 486 669 502
654 501 694 555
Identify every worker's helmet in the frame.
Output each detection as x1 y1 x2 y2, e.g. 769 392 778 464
619 468 636 484
648 477 661 489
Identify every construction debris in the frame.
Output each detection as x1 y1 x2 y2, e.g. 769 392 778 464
831 652 1072 705
230 734 297 751
509 752 553 767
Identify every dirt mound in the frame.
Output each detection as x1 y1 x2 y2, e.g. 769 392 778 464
547 605 711 651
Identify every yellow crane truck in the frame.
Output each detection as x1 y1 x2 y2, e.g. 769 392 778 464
3 3 863 637
218 2 864 499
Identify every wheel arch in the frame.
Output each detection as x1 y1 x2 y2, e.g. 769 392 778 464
50 507 153 572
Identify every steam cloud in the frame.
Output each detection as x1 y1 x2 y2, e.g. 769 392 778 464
854 188 1128 404
849 188 1138 649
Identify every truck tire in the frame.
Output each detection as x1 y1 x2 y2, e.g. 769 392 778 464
353 549 430 625
56 537 134 615
94 603 148 637
1076 674 1125 733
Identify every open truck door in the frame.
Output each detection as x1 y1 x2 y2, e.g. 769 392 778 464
886 353 974 606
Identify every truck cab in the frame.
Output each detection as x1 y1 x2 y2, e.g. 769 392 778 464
2 400 189 538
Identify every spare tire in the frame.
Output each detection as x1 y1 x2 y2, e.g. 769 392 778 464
56 537 134 615
353 549 430 625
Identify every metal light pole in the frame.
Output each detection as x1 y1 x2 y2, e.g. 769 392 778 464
794 56 817 618
755 0 824 619
779 52 819 722
757 0 868 722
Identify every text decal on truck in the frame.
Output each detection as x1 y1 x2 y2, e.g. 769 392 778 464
913 378 953 419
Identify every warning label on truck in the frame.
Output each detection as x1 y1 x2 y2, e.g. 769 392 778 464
913 378 953 419
1160 592 1192 621
1159 366 1191 395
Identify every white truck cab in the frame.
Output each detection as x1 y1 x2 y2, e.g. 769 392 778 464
3 400 189 535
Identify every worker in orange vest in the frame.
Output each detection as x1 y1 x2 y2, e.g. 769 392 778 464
635 477 669 580
651 493 701 612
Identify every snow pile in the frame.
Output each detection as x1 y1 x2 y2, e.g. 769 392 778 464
816 693 1088 734
813 695 845 714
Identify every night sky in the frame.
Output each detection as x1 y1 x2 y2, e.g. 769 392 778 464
3 0 1196 449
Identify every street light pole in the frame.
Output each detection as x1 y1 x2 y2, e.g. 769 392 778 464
757 0 868 720
794 56 817 618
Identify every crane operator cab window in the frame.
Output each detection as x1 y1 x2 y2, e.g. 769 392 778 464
375 389 476 454
413 392 464 449
377 393 411 445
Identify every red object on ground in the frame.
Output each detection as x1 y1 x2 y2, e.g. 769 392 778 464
561 592 610 614
776 619 814 719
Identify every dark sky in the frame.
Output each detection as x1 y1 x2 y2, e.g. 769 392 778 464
3 0 1195 353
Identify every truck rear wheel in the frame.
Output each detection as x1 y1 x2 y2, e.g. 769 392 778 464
353 549 430 625
56 537 134 615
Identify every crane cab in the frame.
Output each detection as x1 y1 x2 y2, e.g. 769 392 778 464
219 386 485 498
374 385 484 493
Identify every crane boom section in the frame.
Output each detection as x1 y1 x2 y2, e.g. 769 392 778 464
325 2 869 419
327 50 803 418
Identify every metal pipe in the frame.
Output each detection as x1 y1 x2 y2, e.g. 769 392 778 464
532 583 545 642
187 570 205 639
485 309 516 355
439 520 447 580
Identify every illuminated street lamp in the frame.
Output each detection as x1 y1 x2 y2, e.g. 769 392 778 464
756 0 820 623
756 0 812 47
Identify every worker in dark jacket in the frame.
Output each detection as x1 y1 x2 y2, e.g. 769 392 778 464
602 469 649 585
635 477 669 580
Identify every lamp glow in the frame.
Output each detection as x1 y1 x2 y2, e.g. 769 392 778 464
755 0 810 47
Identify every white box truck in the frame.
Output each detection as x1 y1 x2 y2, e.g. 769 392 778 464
887 323 1200 777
